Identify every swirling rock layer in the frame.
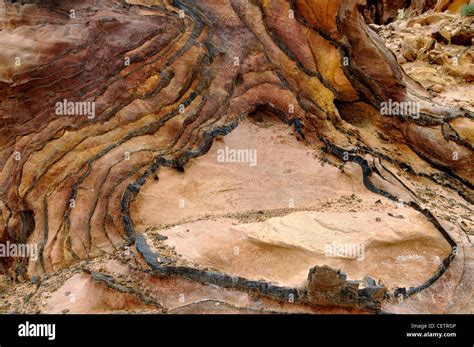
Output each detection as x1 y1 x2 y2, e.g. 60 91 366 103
0 0 472 313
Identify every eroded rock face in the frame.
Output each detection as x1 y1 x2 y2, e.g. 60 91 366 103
381 8 474 86
306 265 386 311
0 0 472 314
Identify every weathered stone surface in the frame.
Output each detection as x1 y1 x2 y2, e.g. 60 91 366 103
307 266 347 294
0 0 471 314
306 265 387 311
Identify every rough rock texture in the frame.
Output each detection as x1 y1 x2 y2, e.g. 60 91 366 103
306 265 386 311
381 13 474 118
363 0 470 25
0 0 472 313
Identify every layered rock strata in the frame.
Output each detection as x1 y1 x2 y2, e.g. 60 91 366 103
0 0 472 313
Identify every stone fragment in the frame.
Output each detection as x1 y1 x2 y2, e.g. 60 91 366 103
307 266 347 294
363 276 377 287
402 45 417 61
431 84 445 93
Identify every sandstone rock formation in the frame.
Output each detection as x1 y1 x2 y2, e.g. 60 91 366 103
0 0 472 313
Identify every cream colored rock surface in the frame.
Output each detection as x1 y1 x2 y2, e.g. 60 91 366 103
43 272 156 314
132 119 377 229
132 120 451 290
158 210 450 289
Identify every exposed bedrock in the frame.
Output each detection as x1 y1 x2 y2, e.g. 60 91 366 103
363 0 470 24
0 0 472 312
